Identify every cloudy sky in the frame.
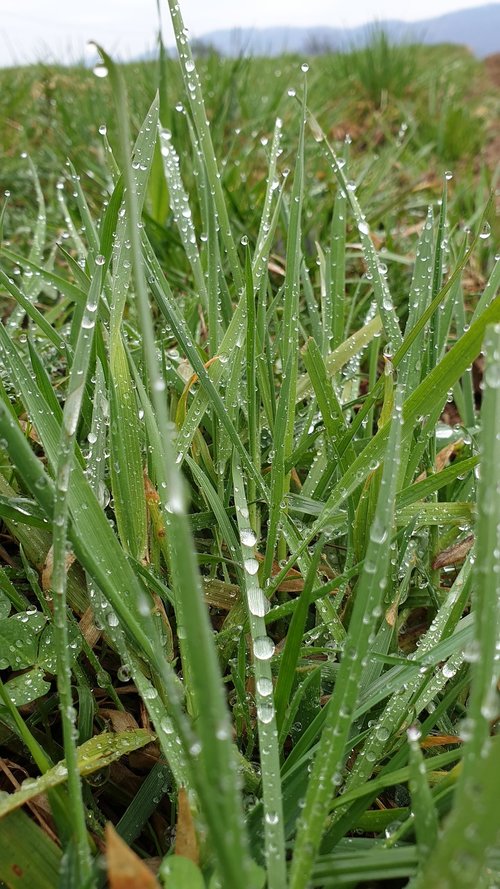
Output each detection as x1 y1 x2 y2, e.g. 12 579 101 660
1 0 491 66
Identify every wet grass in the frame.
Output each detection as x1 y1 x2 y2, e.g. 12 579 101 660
0 6 499 889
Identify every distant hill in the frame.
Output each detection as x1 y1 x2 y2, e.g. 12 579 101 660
185 4 500 58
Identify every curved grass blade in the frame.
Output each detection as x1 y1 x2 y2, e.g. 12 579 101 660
0 268 66 353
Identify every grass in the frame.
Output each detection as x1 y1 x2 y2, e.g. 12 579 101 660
0 5 499 888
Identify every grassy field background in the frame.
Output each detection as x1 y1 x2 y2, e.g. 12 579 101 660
0 17 499 889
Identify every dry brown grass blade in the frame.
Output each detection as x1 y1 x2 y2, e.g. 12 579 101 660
174 787 199 864
105 823 161 889
432 534 474 569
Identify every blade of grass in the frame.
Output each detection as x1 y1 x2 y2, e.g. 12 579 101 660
289 388 403 889
46 264 104 882
94 46 251 888
232 456 286 889
274 539 324 734
165 0 243 291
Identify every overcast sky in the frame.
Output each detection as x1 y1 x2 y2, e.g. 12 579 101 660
1 0 492 66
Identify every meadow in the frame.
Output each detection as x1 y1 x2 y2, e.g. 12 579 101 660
0 5 499 887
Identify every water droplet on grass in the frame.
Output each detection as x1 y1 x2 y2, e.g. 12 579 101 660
160 716 174 734
244 557 259 575
256 677 273 696
248 586 268 617
240 528 257 547
257 701 275 723
407 725 421 742
253 636 275 660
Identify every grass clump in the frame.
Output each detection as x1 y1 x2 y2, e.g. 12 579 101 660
0 2 499 888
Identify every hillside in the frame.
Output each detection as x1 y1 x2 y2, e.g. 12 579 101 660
188 4 500 57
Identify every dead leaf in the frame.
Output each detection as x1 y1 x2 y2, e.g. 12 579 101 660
106 822 161 889
99 709 139 733
435 440 463 472
432 534 474 570
175 787 199 864
79 606 101 648
416 439 464 481
420 734 462 748
268 255 286 277
385 597 399 628
128 742 161 770
42 546 76 592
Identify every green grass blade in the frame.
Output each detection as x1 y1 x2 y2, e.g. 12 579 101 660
289 388 403 889
159 128 208 308
451 321 500 796
309 110 402 351
108 335 147 560
329 176 347 350
95 46 251 888
0 809 62 888
274 540 323 734
165 0 243 290
232 456 286 889
408 738 500 889
407 729 439 861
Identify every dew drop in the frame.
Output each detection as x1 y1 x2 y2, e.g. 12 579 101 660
257 701 275 723
248 586 269 617
244 557 259 576
256 677 273 697
253 636 275 661
240 528 257 547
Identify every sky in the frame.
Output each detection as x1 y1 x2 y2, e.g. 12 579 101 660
1 0 493 67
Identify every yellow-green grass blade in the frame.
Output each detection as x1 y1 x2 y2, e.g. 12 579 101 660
0 809 62 889
0 730 155 818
